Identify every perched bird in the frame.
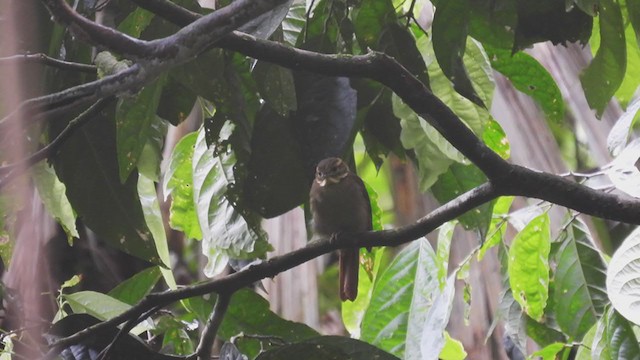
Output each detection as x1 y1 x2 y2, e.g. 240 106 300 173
309 157 372 301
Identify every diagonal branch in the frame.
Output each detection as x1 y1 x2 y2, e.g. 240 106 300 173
44 183 499 357
194 293 232 360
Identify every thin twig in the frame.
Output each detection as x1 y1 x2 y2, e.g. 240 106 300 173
0 97 113 189
96 304 163 360
195 293 232 360
0 54 96 73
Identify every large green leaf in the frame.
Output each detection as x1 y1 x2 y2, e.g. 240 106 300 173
485 46 565 123
65 291 132 321
162 132 202 240
256 336 400 360
606 226 640 326
116 77 166 183
253 61 297 117
581 0 626 116
52 104 160 263
592 307 640 359
432 164 494 238
192 126 270 277
508 213 550 321
108 266 162 305
361 238 438 358
628 0 640 48
554 219 608 340
282 3 305 46
219 289 319 358
432 0 483 106
468 0 516 48
478 196 514 260
32 162 78 242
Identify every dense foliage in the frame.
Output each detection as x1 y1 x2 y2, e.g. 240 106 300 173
2 0 640 359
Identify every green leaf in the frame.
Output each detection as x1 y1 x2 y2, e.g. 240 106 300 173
393 94 453 190
478 196 513 260
614 8 640 107
117 6 154 38
482 119 510 159
219 289 319 358
606 226 640 326
253 61 297 116
108 266 161 305
508 213 551 321
162 132 202 240
361 239 439 358
192 126 270 277
116 76 166 183
32 162 79 242
156 77 197 126
282 3 305 46
592 307 640 359
468 0 516 48
436 222 455 289
353 0 429 85
439 332 467 360
554 219 608 340
581 0 626 116
485 46 565 123
432 0 483 106
138 174 177 289
52 104 160 264
255 336 400 360
530 342 567 360
432 164 494 238
626 0 640 48
65 291 132 320
575 322 598 360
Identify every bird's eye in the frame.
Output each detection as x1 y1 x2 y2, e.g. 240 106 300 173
318 171 323 177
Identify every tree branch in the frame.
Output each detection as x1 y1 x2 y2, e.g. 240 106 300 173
194 293 231 360
44 183 499 357
0 53 97 73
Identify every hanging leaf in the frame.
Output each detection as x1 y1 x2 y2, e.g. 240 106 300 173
32 162 79 242
192 127 270 277
108 266 162 305
606 226 640 326
508 213 551 321
591 307 640 359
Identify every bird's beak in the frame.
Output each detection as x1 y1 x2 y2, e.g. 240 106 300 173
317 178 327 187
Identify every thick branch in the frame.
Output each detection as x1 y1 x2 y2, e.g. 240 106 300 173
45 183 499 356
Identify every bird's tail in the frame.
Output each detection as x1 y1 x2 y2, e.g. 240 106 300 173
339 249 359 301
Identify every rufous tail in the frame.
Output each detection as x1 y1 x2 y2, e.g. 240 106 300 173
339 249 359 301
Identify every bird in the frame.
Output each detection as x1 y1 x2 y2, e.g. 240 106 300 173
309 157 372 301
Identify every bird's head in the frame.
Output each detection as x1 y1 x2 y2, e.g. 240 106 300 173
315 157 349 187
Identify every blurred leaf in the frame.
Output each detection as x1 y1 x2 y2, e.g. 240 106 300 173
52 104 160 264
353 0 429 86
613 15 640 106
581 0 625 116
514 1 592 50
605 138 640 197
192 127 270 277
256 336 400 360
65 291 130 320
508 213 550 321
282 3 306 46
253 61 297 116
607 97 640 156
358 87 403 168
530 343 567 360
432 164 494 239
433 0 484 106
439 332 467 360
116 76 166 183
485 46 565 123
436 222 455 289
219 289 319 358
138 174 177 289
238 0 293 40
137 117 167 182
554 219 608 339
592 307 640 359
575 322 598 360
32 162 78 242
293 72 358 173
478 196 513 260
171 49 226 101
108 266 161 305
629 0 640 48
468 0 516 48
117 6 154 37
482 119 510 159
607 226 640 326
156 77 197 126
393 94 454 190
220 342 248 360
413 274 457 359
163 132 202 240
244 107 307 218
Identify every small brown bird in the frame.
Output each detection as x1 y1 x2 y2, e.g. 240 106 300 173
309 157 372 301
